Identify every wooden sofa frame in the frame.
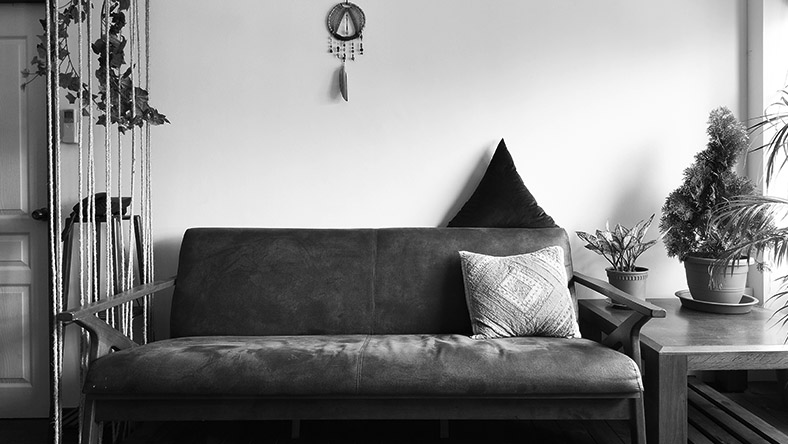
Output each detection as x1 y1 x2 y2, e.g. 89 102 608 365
59 271 665 444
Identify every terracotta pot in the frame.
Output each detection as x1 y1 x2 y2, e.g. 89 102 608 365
683 255 748 304
606 267 649 301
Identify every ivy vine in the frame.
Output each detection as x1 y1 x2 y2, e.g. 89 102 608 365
22 0 168 133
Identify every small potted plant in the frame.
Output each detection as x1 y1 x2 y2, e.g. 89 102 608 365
659 107 761 304
576 214 660 302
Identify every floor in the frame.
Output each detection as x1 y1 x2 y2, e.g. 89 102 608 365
3 419 632 444
1 382 785 444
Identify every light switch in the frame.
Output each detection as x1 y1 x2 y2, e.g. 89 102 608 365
60 108 77 144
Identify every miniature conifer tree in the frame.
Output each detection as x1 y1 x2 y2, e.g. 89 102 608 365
659 107 757 260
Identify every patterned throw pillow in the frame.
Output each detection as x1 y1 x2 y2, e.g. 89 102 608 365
459 246 581 339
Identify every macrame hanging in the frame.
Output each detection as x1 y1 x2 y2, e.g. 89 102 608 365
327 2 365 101
37 0 166 442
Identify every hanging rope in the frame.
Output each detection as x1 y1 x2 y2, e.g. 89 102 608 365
45 0 63 442
44 0 57 440
86 0 98 307
75 1 90 441
103 0 117 332
45 2 160 441
124 2 139 342
145 0 154 342
76 0 85 343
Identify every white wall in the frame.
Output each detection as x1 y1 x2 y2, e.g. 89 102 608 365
146 0 749 332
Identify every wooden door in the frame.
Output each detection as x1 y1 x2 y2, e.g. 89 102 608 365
0 2 49 418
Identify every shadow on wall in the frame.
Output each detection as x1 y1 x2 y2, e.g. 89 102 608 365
571 186 661 272
570 144 670 295
439 148 493 227
603 145 668 240
152 235 184 339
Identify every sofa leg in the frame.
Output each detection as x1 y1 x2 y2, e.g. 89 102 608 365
440 419 449 439
82 400 102 444
291 419 301 439
630 397 646 444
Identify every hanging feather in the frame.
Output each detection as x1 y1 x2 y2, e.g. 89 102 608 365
339 64 348 101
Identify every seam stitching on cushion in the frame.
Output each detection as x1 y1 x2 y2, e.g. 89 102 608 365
632 357 643 393
355 334 371 394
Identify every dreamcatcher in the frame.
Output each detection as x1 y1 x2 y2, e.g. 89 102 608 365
327 2 365 101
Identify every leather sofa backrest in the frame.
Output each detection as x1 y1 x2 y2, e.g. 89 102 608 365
170 227 573 337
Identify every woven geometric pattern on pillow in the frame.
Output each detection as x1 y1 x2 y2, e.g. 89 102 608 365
459 246 581 339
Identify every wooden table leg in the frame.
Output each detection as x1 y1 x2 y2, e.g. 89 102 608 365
643 346 688 444
778 369 788 406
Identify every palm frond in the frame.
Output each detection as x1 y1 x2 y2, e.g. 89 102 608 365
742 89 788 342
764 275 788 343
712 195 788 269
749 92 788 184
713 195 788 229
719 228 788 267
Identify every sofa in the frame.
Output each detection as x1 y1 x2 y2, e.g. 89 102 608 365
59 227 666 444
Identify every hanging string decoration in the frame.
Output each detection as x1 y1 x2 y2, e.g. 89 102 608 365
32 1 166 442
326 2 365 101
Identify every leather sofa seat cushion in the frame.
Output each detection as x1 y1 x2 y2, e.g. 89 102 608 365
85 335 641 397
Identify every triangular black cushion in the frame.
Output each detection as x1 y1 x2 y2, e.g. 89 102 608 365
448 139 557 228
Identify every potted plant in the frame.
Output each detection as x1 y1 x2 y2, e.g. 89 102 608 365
711 89 788 319
659 107 761 304
576 214 660 302
712 88 788 401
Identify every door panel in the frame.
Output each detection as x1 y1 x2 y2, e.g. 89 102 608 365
0 286 31 383
0 3 48 418
0 38 29 214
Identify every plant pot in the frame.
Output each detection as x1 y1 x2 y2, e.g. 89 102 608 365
683 255 748 304
606 267 649 301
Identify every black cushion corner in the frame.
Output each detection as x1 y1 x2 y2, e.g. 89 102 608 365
448 139 557 229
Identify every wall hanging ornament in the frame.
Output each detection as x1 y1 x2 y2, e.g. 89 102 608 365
327 2 365 101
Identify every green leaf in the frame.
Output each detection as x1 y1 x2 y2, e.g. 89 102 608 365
575 231 596 245
632 214 654 241
595 230 614 255
583 244 604 256
28 0 169 133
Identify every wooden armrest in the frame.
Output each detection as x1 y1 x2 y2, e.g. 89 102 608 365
57 277 175 361
572 271 666 371
57 277 176 322
572 272 666 319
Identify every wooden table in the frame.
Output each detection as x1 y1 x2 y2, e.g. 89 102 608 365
579 298 788 444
